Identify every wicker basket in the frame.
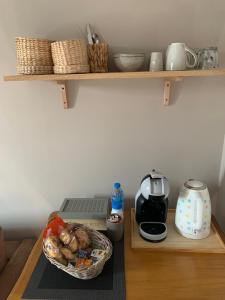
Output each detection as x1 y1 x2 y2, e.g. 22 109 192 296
51 39 90 74
43 224 112 280
88 43 108 72
53 64 89 74
16 37 53 74
16 65 53 75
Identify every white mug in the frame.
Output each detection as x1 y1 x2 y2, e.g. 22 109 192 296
149 52 163 71
166 43 197 71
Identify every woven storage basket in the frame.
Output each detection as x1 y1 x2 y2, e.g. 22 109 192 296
51 39 90 74
43 224 112 280
88 43 108 73
53 64 89 74
17 65 53 75
16 37 53 74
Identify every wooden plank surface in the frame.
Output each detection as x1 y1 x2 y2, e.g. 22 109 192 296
131 208 225 253
0 239 35 300
125 208 225 300
7 236 42 300
7 209 225 300
0 228 6 272
4 69 225 81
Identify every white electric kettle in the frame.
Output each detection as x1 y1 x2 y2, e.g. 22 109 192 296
175 179 211 239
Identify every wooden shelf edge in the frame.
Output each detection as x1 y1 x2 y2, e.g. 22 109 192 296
4 69 225 82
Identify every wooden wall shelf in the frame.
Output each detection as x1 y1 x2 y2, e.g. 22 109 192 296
4 69 225 108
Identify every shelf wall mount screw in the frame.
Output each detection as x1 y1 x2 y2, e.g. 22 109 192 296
163 77 183 106
57 80 68 109
163 80 171 106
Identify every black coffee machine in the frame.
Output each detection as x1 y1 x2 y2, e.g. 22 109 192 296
135 170 169 242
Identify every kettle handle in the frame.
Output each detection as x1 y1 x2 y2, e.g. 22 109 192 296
193 195 203 231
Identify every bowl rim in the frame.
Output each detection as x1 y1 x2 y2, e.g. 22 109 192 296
114 53 145 58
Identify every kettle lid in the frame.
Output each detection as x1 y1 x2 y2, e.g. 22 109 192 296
184 179 206 191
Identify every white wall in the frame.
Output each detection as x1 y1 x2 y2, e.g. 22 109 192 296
1 0 225 239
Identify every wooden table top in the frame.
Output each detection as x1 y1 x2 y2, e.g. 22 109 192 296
7 210 225 300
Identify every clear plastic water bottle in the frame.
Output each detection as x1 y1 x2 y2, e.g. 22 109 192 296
111 182 124 217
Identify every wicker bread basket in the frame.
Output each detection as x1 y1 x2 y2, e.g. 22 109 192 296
16 37 53 74
51 39 90 74
43 224 112 280
88 43 108 73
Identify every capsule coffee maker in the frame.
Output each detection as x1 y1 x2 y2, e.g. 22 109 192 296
135 170 169 242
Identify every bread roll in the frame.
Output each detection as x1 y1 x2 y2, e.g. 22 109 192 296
45 236 60 256
75 229 91 249
59 229 72 245
61 247 75 260
45 236 67 265
55 256 67 266
68 235 79 252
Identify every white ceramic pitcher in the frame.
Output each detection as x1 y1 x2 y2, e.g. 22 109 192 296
166 43 197 71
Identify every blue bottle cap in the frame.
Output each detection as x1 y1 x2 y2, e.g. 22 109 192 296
114 182 121 189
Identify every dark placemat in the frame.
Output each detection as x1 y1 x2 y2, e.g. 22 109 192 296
22 238 125 300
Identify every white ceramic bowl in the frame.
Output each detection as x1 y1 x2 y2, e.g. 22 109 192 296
113 53 145 72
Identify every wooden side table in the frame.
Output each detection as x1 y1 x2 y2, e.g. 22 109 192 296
125 212 225 300
7 210 225 300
